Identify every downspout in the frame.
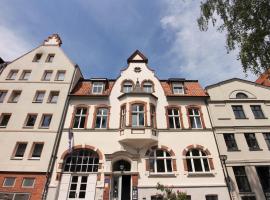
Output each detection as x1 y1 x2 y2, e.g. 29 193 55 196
204 98 233 200
42 66 78 200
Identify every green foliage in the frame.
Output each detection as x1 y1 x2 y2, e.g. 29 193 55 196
197 0 270 75
156 183 188 200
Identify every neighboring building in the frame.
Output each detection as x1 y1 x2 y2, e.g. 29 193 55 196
206 78 270 200
47 50 230 200
0 34 82 200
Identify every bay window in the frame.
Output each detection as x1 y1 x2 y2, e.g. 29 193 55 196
131 104 144 127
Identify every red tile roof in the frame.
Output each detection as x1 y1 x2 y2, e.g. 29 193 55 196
255 70 270 87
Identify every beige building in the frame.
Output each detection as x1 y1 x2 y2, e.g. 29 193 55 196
47 50 230 200
206 79 270 200
0 34 82 200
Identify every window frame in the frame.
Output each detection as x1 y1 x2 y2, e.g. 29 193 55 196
233 166 251 193
47 91 59 103
33 91 45 103
205 195 218 200
0 113 11 128
122 80 134 93
22 178 35 188
130 103 146 127
92 82 104 94
172 82 184 94
120 104 126 129
148 149 173 174
166 106 181 129
250 105 265 119
232 105 246 119
45 54 55 63
55 70 66 81
72 106 88 129
24 114 38 128
2 177 16 187
19 70 31 80
244 133 260 151
0 90 8 103
94 107 109 129
12 142 27 159
223 133 239 151
8 90 22 103
187 107 203 129
236 92 248 99
185 149 211 173
42 70 53 81
6 70 19 80
32 53 42 62
263 133 270 150
150 104 156 128
29 142 44 159
39 114 52 128
142 80 154 93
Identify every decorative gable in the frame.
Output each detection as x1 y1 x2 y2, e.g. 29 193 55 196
43 34 62 46
127 50 148 64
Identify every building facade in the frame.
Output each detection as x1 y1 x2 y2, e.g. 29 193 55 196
206 79 270 200
47 50 230 200
0 34 82 200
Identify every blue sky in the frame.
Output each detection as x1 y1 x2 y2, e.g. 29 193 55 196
0 0 255 86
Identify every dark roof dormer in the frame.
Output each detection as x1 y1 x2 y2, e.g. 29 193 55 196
127 50 148 64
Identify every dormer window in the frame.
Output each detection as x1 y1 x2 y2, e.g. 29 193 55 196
143 81 153 93
122 81 133 93
92 82 104 94
172 83 184 94
236 92 248 99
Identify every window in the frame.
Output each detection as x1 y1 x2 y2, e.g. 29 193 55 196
63 149 99 172
33 91 45 103
233 166 251 192
149 149 172 173
120 105 126 128
232 105 246 119
46 54 55 63
42 70 53 81
167 108 181 129
40 114 52 128
131 104 144 127
3 177 16 187
22 178 35 188
241 197 256 200
151 195 163 200
172 83 184 94
186 149 210 173
223 133 238 151
143 81 153 93
73 107 87 129
30 143 44 158
188 108 202 128
24 114 37 127
236 92 248 99
6 70 18 80
95 108 108 128
0 90 7 103
263 133 270 150
13 143 27 158
206 195 218 200
250 105 265 119
8 90 22 103
244 133 260 150
55 70 65 81
256 166 270 194
122 81 133 93
92 82 104 94
0 193 30 200
48 91 59 103
20 70 31 80
33 53 42 62
150 105 156 128
0 113 11 127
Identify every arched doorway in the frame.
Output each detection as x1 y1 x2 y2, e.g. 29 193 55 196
112 159 132 200
58 149 99 200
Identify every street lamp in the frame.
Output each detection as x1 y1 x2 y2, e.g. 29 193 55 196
220 155 233 200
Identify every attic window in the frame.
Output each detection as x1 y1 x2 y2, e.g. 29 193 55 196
172 83 184 94
33 53 42 62
236 92 248 99
92 82 104 94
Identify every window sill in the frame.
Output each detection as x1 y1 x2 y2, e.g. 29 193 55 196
0 126 7 128
39 126 50 129
32 101 43 104
249 148 263 151
187 172 215 177
227 149 241 152
148 173 176 177
254 117 268 119
23 126 34 129
5 79 16 80
235 118 249 120
11 157 23 160
47 102 57 104
7 102 18 103
28 157 41 160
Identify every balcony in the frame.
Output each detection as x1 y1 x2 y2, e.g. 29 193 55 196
118 128 158 148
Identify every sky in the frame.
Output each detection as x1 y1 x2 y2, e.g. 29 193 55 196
0 0 256 86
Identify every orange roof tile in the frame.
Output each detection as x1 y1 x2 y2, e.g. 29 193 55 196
255 70 270 87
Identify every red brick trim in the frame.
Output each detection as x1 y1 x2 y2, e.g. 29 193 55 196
103 175 112 200
129 101 148 127
70 104 90 129
165 105 184 129
121 79 135 92
132 174 138 186
141 79 155 92
92 104 111 129
185 105 206 129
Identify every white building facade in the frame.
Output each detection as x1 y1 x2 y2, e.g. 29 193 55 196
47 51 230 200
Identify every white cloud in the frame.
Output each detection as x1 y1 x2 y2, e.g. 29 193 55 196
160 0 256 86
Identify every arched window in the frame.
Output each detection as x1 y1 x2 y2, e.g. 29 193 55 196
122 81 133 93
63 149 99 172
113 160 131 171
236 92 248 99
131 104 145 127
186 149 210 173
72 107 88 129
143 81 153 93
149 149 172 173
95 108 108 128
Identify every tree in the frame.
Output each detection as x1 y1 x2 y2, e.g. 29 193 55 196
197 0 270 75
155 183 189 200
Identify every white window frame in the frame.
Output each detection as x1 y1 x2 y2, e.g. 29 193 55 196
188 108 202 129
172 83 184 94
20 70 31 80
33 91 45 103
6 70 18 80
186 149 210 173
8 90 21 103
30 143 44 159
167 108 181 129
73 107 87 129
131 104 145 127
22 178 35 188
13 142 27 159
122 81 133 93
42 70 53 81
55 70 66 81
2 177 16 187
40 114 52 128
45 54 55 63
95 108 108 129
0 90 8 103
48 91 59 103
0 113 11 127
149 149 173 174
92 82 104 94
143 82 153 93
24 114 37 127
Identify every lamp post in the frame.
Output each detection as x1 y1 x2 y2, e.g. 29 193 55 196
220 155 233 200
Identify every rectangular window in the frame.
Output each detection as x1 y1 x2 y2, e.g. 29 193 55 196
256 166 270 195
244 133 260 150
55 70 65 81
241 197 256 200
48 91 59 103
73 107 87 129
120 105 126 128
30 143 44 158
206 195 218 200
232 105 246 119
92 82 104 94
167 108 181 129
24 114 37 127
0 113 11 127
2 177 16 187
172 83 184 94
33 91 45 103
95 108 108 128
22 178 35 188
250 105 265 119
20 70 31 80
13 143 27 158
45 54 55 63
150 105 156 128
263 133 270 150
233 166 251 192
223 133 238 151
40 114 52 128
0 193 30 200
6 70 18 80
42 70 53 81
131 104 144 127
188 108 202 128
8 90 22 103
33 53 42 62
0 90 8 103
